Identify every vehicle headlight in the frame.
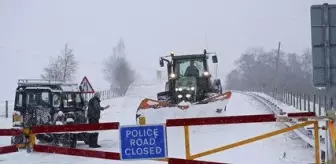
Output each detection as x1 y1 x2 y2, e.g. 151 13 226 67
170 73 176 78
190 87 195 90
186 94 191 98
177 94 182 98
203 71 210 76
176 87 182 91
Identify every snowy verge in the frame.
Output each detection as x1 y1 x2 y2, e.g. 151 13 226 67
250 92 327 141
239 91 326 152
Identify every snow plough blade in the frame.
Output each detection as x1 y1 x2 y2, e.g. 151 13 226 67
135 91 232 125
196 90 232 104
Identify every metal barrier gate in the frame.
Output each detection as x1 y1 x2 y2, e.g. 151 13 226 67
1 111 334 164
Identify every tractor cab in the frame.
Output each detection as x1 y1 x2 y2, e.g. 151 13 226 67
173 55 208 78
158 49 219 104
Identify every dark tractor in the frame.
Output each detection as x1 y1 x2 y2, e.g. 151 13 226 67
157 49 222 104
11 79 90 148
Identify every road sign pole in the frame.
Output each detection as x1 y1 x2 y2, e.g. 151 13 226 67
311 3 336 163
323 3 335 163
324 3 331 90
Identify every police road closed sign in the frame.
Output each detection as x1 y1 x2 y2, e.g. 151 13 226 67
119 124 167 160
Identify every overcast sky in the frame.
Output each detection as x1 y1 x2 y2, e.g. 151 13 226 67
0 0 334 101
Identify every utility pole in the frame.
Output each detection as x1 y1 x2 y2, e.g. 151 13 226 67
273 42 281 86
274 42 281 94
273 42 281 109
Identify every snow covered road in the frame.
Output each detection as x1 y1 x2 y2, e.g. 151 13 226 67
0 85 316 164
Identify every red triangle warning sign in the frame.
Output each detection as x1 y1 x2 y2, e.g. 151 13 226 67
80 76 95 93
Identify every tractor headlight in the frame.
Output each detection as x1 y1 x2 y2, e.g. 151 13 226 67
186 94 191 98
177 94 182 98
186 87 195 91
170 73 176 78
175 87 182 91
203 71 210 76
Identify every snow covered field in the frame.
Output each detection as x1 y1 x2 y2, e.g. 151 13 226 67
0 84 316 164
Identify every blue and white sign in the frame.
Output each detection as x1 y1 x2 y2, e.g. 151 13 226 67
119 124 167 160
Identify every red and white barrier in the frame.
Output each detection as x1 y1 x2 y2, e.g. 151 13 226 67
166 112 317 127
0 128 21 136
0 128 20 154
0 145 18 154
168 158 230 164
31 121 120 159
168 158 229 164
32 122 119 134
33 145 120 160
287 112 315 117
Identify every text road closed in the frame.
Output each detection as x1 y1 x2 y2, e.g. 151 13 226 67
120 124 167 160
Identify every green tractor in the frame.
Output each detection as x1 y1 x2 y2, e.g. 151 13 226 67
157 49 222 104
135 50 232 124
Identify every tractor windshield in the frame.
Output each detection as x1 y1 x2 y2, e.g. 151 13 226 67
175 76 197 89
175 58 205 77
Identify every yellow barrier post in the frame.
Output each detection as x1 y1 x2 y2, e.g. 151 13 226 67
326 121 336 164
20 128 35 152
139 116 146 125
326 110 336 164
314 121 320 164
184 126 191 159
328 121 336 150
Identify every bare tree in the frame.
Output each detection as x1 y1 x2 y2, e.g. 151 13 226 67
225 46 318 93
225 69 243 90
41 43 78 82
300 48 312 80
103 38 136 96
41 56 63 81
